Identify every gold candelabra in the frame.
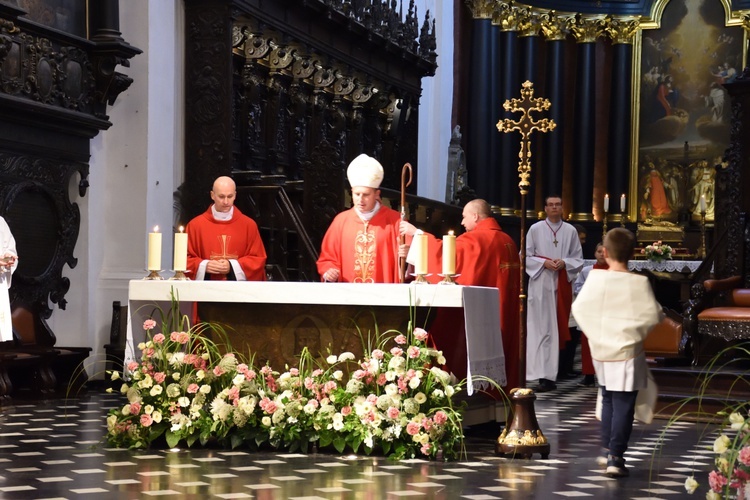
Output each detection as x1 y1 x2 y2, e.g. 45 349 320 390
620 214 629 227
698 210 707 259
602 209 608 240
144 270 163 280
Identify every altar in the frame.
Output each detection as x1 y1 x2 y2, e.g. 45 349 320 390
126 281 506 402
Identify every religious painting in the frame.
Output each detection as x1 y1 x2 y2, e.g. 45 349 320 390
636 0 744 223
14 0 87 39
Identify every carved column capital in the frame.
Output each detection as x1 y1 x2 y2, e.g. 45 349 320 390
492 2 519 32
568 14 606 44
540 11 569 41
604 16 640 45
517 7 541 37
465 0 496 20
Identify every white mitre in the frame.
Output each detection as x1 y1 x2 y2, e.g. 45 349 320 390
347 154 384 189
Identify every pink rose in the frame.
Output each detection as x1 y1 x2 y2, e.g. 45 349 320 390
127 361 139 371
376 373 387 386
341 406 352 416
353 370 366 380
213 366 225 376
371 349 384 360
420 443 432 455
289 368 299 376
407 346 420 359
152 333 165 344
395 334 407 345
433 410 448 425
312 369 323 377
421 418 433 431
406 421 421 435
140 414 153 427
130 402 141 415
387 407 400 419
366 394 378 404
390 347 403 357
413 328 429 342
739 446 750 466
153 372 166 384
708 470 727 492
187 384 199 394
143 319 157 331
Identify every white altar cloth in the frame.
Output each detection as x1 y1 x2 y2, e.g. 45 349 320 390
126 281 505 395
583 259 703 273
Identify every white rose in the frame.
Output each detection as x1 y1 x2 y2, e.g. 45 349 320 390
414 392 427 404
729 412 747 431
196 370 205 381
333 370 343 381
200 384 212 394
408 377 421 390
262 416 271 427
149 385 163 396
152 411 163 423
233 374 245 386
327 355 338 365
437 355 446 365
110 371 121 381
713 434 731 454
445 386 455 398
684 476 698 494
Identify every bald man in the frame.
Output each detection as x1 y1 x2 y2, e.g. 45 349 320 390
186 176 267 281
400 199 521 391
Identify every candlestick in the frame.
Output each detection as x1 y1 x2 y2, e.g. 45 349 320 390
147 226 161 271
620 194 626 213
698 211 707 259
442 231 456 275
173 227 188 272
700 195 706 214
603 194 609 213
414 233 428 275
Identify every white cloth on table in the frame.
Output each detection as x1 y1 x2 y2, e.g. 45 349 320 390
462 286 506 394
0 217 17 342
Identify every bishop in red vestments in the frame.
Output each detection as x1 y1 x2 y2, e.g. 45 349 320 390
186 176 267 281
401 199 521 392
317 154 402 283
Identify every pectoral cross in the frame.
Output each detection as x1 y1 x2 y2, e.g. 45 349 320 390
496 81 557 195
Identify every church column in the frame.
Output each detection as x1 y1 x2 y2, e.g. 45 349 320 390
605 17 639 220
540 11 569 205
88 0 123 42
568 15 605 222
465 0 496 203
493 2 520 212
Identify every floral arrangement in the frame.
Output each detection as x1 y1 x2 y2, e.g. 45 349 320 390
642 240 673 261
105 306 467 460
684 410 750 499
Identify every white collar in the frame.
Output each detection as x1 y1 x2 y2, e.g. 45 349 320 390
212 205 234 221
355 201 381 222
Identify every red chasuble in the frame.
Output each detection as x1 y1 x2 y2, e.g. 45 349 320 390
317 206 402 283
422 217 521 391
186 206 267 281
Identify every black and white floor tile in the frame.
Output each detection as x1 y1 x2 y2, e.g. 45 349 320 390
0 379 716 499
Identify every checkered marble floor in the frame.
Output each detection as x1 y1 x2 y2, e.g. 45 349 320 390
0 379 717 499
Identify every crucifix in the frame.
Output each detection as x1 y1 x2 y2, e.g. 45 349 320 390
495 81 556 459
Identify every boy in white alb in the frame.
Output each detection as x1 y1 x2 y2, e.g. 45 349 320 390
571 228 663 478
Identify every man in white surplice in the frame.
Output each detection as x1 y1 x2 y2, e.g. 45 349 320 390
0 216 17 342
525 196 583 392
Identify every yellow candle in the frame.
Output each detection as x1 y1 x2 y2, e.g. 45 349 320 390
173 226 188 271
147 226 161 271
700 195 706 213
442 231 456 275
414 233 428 275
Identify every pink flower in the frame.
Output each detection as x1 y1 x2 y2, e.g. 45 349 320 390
387 407 400 419
260 366 273 375
433 410 448 425
140 414 153 427
143 319 157 330
413 328 429 342
376 373 387 386
397 377 408 393
153 372 166 384
421 418 433 431
187 384 199 394
371 349 384 360
304 377 315 390
420 443 432 455
127 361 139 371
366 394 378 404
130 402 141 415
213 366 225 376
709 470 728 492
406 421 421 435
227 386 240 403
739 446 750 466
341 406 352 416
395 334 407 345
353 370 366 380
407 346 420 359
390 347 403 357
152 333 165 344
289 368 299 376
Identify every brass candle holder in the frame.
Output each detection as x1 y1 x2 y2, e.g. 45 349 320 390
412 273 431 284
620 213 629 227
170 270 191 281
698 210 707 259
144 270 164 280
438 273 460 285
602 210 608 240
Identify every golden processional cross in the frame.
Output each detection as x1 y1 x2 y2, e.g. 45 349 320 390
495 81 555 460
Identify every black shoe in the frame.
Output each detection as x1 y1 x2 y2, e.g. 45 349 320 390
577 375 595 387
535 378 557 392
606 455 629 478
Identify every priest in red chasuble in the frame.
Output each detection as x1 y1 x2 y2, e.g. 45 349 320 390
317 154 402 283
400 199 521 391
186 176 267 281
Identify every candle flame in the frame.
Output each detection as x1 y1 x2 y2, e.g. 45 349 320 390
448 230 454 236
153 225 159 232
179 226 184 233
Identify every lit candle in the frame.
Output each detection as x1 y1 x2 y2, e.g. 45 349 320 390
603 194 609 212
414 233 428 275
147 226 161 271
700 195 706 213
442 231 456 275
173 226 188 272
620 194 626 212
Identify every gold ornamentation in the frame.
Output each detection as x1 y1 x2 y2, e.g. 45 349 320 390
353 223 376 283
743 13 750 32
497 428 549 446
292 54 316 80
269 43 296 72
517 7 541 37
540 10 569 41
493 1 519 31
465 0 495 19
568 14 606 44
496 81 557 195
603 16 640 45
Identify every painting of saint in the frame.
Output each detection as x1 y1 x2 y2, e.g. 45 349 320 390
637 0 743 223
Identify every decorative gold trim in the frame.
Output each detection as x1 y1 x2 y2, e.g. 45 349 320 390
540 10 570 41
493 1 519 31
495 207 518 217
604 15 640 45
641 0 745 30
568 14 606 44
465 0 496 20
568 212 595 222
517 6 541 37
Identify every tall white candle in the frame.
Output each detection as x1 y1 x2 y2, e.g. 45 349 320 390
603 194 609 212
620 194 626 212
147 226 161 271
442 231 456 275
173 226 188 271
700 195 706 213
414 234 428 275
